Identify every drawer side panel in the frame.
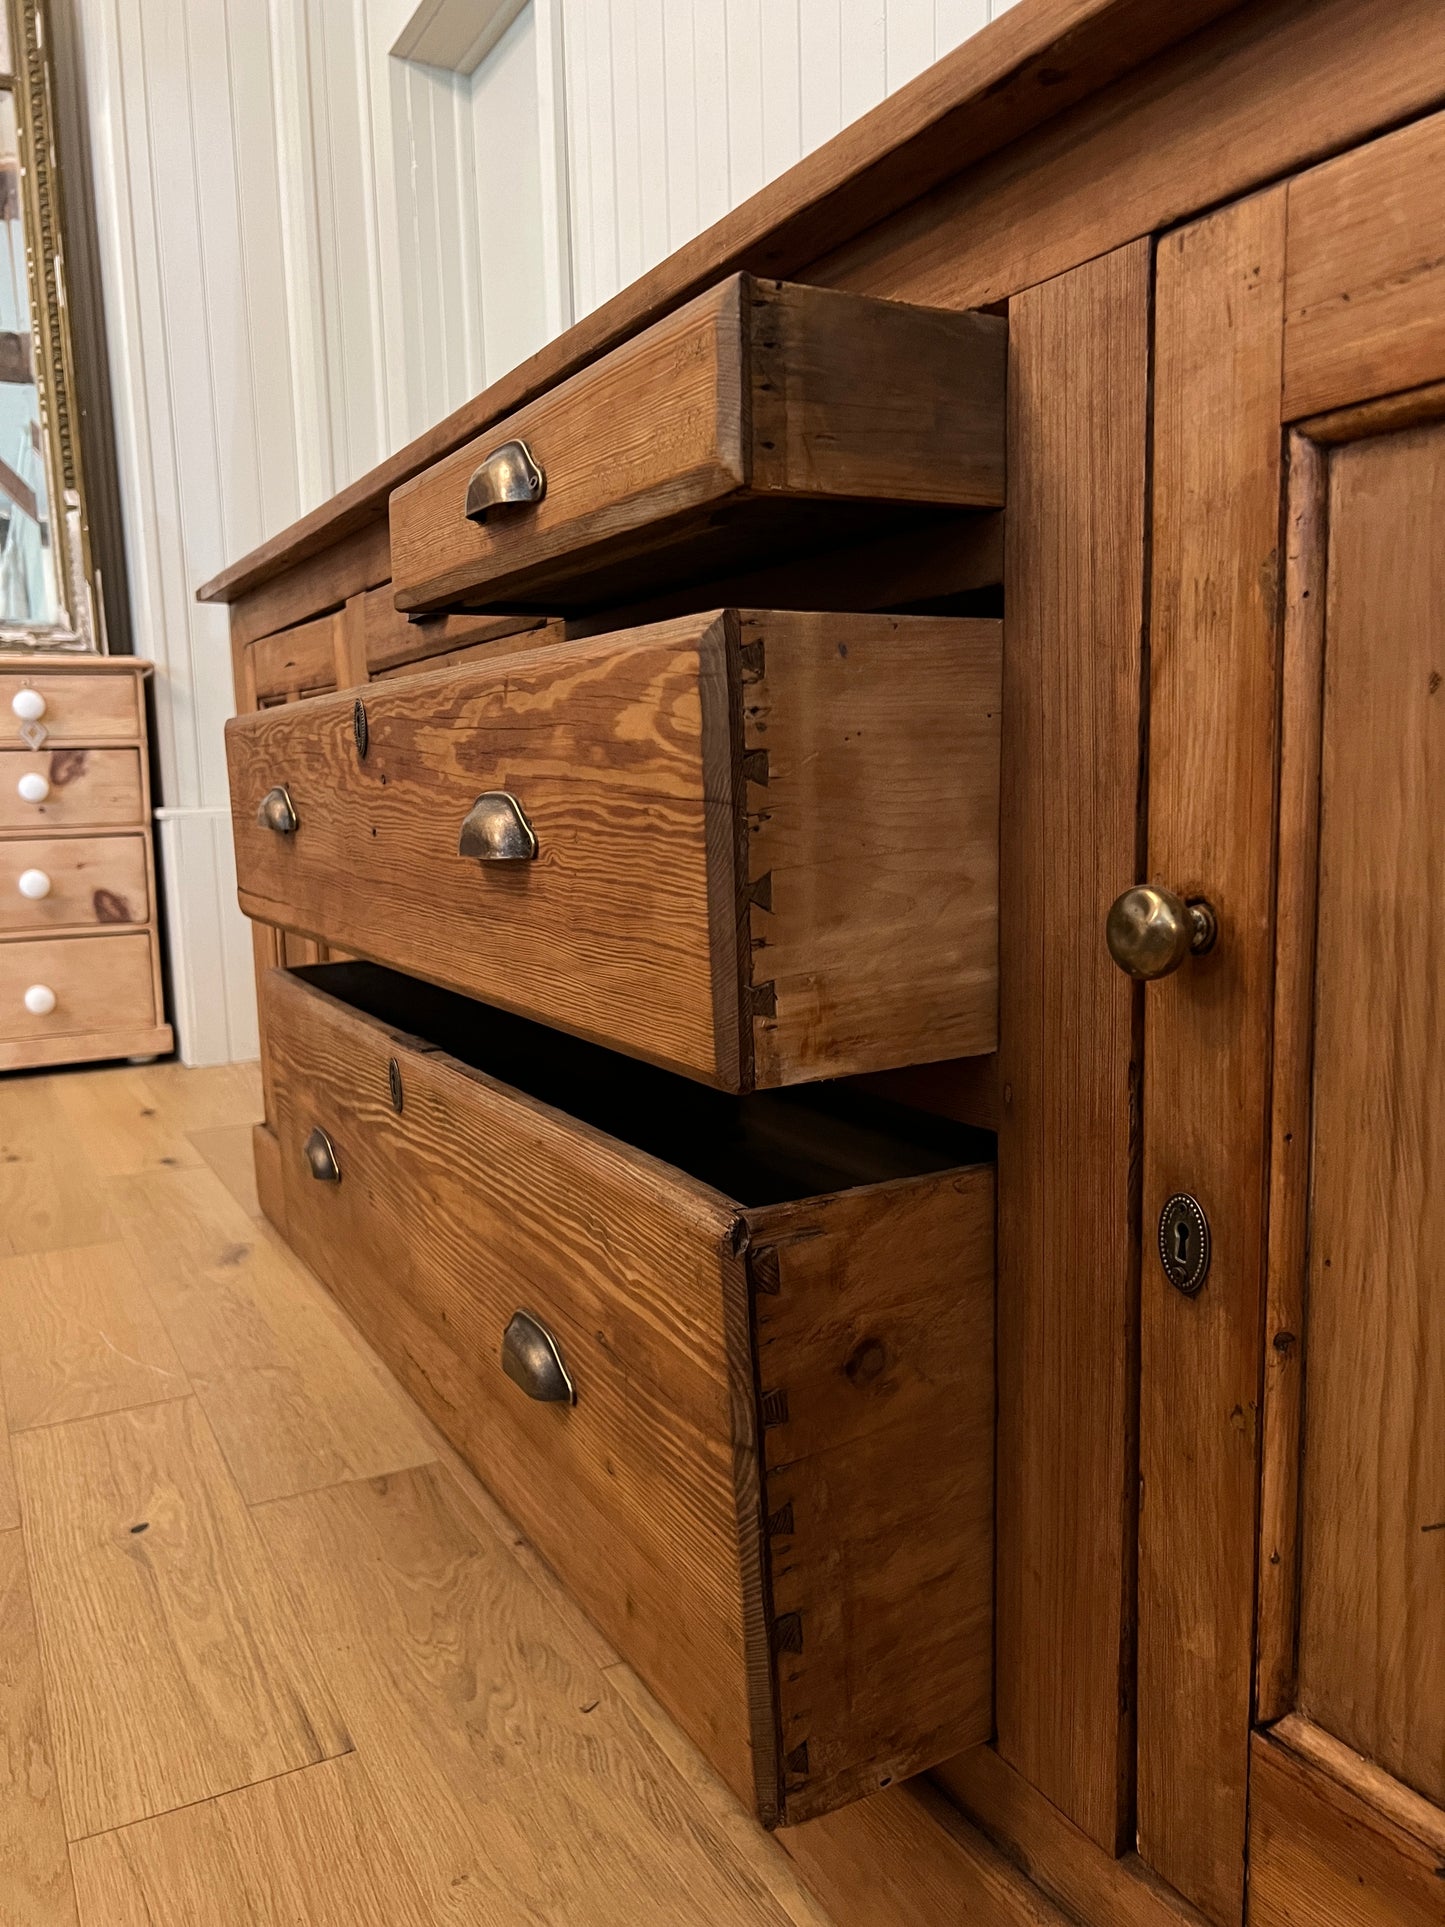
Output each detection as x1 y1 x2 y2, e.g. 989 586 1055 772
747 1168 995 1823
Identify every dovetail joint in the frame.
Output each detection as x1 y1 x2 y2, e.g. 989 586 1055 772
774 1612 803 1655
749 980 777 1019
767 1501 794 1537
784 1741 810 1779
759 1387 790 1428
750 1246 781 1295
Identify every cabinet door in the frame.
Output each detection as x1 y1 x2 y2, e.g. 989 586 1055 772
1141 112 1445 1927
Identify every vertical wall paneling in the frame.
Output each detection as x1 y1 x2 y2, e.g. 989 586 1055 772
561 0 1001 319
77 0 555 1062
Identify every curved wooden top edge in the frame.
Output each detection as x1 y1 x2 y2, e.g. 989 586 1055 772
196 0 1245 605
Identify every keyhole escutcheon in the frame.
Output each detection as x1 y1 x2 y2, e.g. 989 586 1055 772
1158 1193 1211 1295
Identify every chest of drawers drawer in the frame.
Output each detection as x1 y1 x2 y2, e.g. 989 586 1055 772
0 834 150 931
226 607 999 1090
0 932 158 1049
0 669 140 743
390 274 1006 613
0 748 146 830
266 960 994 1826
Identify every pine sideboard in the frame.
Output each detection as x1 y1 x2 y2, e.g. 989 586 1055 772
203 2 1445 1920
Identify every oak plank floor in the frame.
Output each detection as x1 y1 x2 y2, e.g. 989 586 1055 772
69 1755 428 1926
15 1395 351 1838
0 1242 190 1430
0 1079 118 1257
256 1462 812 1927
107 1163 432 1504
0 1528 76 1927
0 1059 828 1926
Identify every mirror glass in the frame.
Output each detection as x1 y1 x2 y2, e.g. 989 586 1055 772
0 0 97 651
0 85 61 630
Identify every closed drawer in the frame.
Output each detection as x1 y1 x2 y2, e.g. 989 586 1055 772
0 835 150 932
0 670 139 744
390 274 1006 612
0 932 156 1043
0 748 145 830
226 608 1000 1090
266 961 994 1826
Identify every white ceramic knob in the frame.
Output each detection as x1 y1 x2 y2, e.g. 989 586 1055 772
23 984 56 1016
16 771 50 803
17 868 50 900
11 688 46 722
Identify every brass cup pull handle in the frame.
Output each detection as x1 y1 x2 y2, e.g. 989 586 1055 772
303 1127 340 1182
501 1310 574 1404
459 791 537 862
464 439 545 523
258 785 299 835
1106 885 1218 980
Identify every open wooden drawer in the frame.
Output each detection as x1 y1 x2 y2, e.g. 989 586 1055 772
389 274 1006 613
227 608 1001 1090
266 960 994 1826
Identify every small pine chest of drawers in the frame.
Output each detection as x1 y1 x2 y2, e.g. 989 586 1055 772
0 656 172 1070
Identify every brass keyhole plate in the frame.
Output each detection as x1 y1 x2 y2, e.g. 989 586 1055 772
1158 1193 1210 1295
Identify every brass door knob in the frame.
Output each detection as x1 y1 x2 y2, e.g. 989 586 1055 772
1106 885 1217 980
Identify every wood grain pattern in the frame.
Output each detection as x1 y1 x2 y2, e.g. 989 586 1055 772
106 1162 432 1506
936 1746 1211 1927
265 964 995 1825
0 1530 76 1926
0 935 157 1051
1248 1725 1445 1926
229 609 998 1091
742 610 999 1084
0 1242 190 1431
1254 434 1327 1725
391 278 749 612
817 0 1445 323
1296 421 1445 1803
0 749 144 833
0 1079 117 1259
14 1396 350 1838
390 277 1005 615
254 1462 809 1927
69 1754 428 1927
0 671 138 746
0 835 149 933
1138 189 1289 1922
230 614 738 1085
780 1778 1071 1927
355 582 553 675
994 241 1150 1853
248 612 346 705
1285 109 1445 420
263 969 758 1809
227 516 390 650
194 0 1252 607
50 1065 203 1179
746 1172 994 1821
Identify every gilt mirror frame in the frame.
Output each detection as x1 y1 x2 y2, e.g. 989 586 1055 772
0 0 98 652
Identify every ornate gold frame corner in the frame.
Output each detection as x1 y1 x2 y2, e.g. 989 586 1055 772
2 0 99 652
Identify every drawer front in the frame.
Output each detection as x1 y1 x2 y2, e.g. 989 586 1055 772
0 748 146 830
265 963 995 1824
230 614 739 1084
389 274 1007 614
227 608 1001 1091
0 671 139 744
0 835 150 932
391 278 747 612
0 932 156 1042
263 966 761 1807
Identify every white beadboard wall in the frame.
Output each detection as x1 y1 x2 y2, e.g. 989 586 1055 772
561 0 1020 319
77 0 1012 1062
